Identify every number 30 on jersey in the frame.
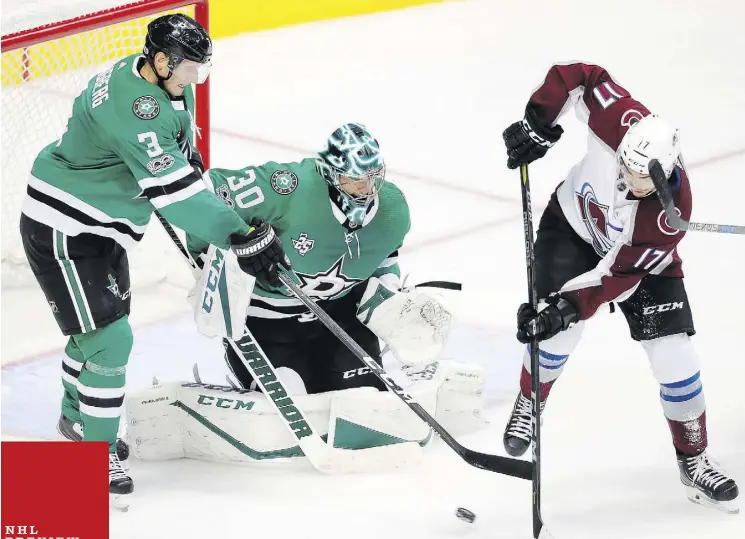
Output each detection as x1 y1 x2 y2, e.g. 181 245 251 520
227 170 264 209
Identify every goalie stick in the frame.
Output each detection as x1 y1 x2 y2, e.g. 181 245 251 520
649 159 745 235
519 164 553 539
155 212 420 474
276 269 533 480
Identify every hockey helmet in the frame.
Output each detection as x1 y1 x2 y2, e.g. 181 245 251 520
316 123 386 226
618 115 681 195
144 14 212 83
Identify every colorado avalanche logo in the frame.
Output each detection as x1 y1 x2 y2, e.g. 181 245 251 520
620 109 645 128
657 208 681 236
576 183 615 255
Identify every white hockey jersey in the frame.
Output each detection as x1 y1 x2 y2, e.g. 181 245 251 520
525 63 692 320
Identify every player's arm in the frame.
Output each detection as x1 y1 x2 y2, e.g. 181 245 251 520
516 169 693 343
502 62 651 169
186 164 292 285
115 115 250 248
370 249 403 289
369 185 411 290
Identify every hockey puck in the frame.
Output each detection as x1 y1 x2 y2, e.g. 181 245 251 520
455 507 476 523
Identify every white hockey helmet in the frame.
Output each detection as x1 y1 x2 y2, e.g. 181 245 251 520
618 115 681 195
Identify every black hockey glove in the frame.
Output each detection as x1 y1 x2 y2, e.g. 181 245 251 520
188 146 205 175
516 292 579 344
230 222 291 287
503 106 564 170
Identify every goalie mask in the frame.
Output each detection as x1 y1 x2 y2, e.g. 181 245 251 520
618 115 681 197
316 123 386 227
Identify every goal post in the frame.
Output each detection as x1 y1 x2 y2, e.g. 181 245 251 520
1 0 210 289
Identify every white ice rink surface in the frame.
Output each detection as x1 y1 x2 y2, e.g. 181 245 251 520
2 1 744 537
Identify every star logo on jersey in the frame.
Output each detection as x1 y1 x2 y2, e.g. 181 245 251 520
576 183 614 255
270 170 298 195
133 95 160 120
291 233 315 256
294 256 362 300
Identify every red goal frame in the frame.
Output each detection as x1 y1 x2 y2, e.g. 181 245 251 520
1 0 211 167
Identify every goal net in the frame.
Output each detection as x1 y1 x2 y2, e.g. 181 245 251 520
1 0 210 290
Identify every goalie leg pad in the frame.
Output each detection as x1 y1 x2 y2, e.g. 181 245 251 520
126 382 424 468
327 387 434 450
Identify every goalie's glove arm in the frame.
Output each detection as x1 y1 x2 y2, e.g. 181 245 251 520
370 250 402 289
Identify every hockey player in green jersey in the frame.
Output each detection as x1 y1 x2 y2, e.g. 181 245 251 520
188 123 452 395
19 14 269 501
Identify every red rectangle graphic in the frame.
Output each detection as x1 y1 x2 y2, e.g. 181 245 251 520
1 441 109 538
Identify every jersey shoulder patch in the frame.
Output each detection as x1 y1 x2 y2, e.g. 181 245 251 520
132 95 160 120
269 169 298 195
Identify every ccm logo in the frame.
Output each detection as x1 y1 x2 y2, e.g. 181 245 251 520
643 302 684 315
342 367 370 379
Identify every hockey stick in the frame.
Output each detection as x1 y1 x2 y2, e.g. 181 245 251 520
155 212 420 474
649 159 745 235
276 269 533 480
519 163 552 539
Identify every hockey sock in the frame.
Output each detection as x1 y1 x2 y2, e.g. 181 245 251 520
660 373 708 455
519 348 567 402
642 334 708 455
73 316 132 453
519 321 584 402
60 338 84 423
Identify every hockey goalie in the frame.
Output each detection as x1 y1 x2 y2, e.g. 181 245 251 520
126 124 486 471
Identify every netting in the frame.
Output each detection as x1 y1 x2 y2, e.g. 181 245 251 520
1 1 204 289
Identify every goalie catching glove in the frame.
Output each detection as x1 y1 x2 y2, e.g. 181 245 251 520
356 277 453 366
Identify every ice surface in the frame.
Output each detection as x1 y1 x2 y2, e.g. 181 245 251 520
2 1 744 537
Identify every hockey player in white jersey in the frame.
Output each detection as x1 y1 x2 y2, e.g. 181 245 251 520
500 62 738 512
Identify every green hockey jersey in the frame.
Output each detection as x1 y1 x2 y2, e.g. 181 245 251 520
188 158 411 319
23 53 249 251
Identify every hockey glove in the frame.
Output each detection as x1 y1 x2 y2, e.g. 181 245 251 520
188 146 205 175
516 292 578 343
503 106 563 170
230 222 291 287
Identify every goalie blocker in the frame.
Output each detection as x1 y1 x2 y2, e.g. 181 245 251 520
125 359 485 467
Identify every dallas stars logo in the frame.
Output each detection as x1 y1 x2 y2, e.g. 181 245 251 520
294 256 362 300
132 95 160 120
106 274 131 300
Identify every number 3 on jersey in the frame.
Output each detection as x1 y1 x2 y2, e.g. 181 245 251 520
137 131 163 157
227 170 264 209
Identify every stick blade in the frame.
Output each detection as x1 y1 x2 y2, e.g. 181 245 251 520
537 525 555 539
464 450 533 479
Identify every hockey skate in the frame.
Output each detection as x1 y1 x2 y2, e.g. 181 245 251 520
503 393 543 457
109 451 133 512
57 414 130 461
677 451 739 514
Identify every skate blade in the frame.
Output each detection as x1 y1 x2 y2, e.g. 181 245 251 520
686 486 739 514
110 494 130 512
